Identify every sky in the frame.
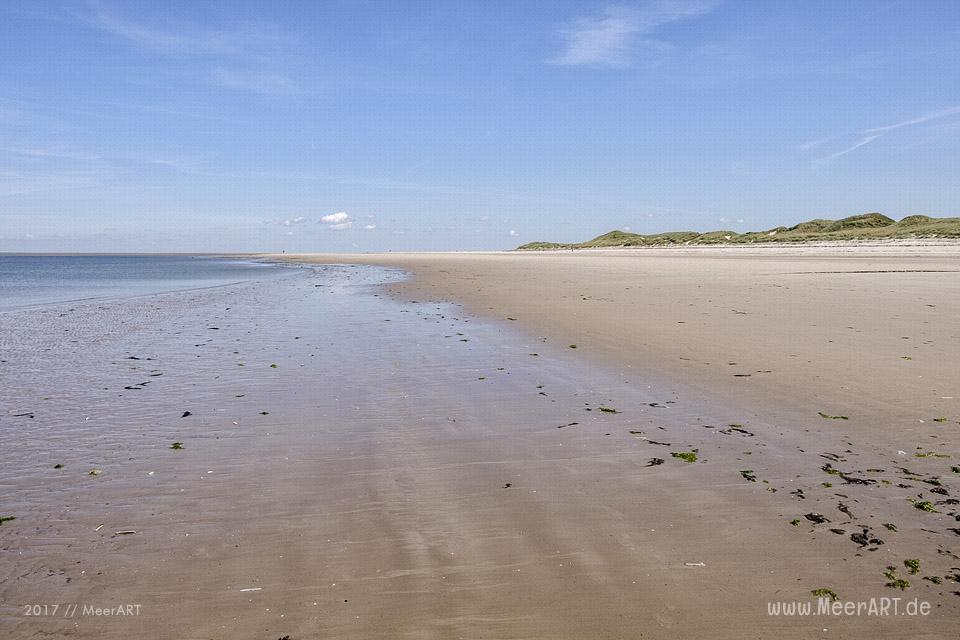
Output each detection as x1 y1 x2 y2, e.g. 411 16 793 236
1 0 959 252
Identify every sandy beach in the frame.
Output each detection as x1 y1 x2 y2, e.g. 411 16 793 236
2 249 959 639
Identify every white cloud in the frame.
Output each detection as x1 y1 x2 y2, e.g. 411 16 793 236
264 216 307 226
509 229 519 237
550 1 719 68
363 224 376 231
320 211 352 230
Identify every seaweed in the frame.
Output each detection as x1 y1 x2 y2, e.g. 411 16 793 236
739 470 757 482
671 451 697 463
818 412 849 420
811 588 838 602
645 458 664 467
790 519 801 526
170 442 184 450
911 500 939 513
904 559 920 575
598 407 619 414
53 463 64 469
804 513 829 524
883 567 910 590
0 515 15 525
883 523 898 532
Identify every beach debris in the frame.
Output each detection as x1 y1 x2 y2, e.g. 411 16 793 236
811 588 838 602
568 344 577 349
170 442 184 450
924 576 943 584
11 411 35 418
260 411 269 415
671 451 697 463
503 483 512 488
850 528 883 547
113 530 137 536
598 407 619 414
0 515 16 525
915 450 950 458
818 412 849 420
95 524 104 531
557 422 579 429
239 587 262 592
904 559 920 575
804 513 829 524
645 458 664 467
883 523 898 532
684 562 706 567
721 424 754 437
790 519 801 526
790 489 806 500
53 463 64 469
181 411 192 418
829 528 846 535
270 363 278 368
911 500 939 513
739 470 757 482
89 469 101 476
883 566 910 590
837 502 854 518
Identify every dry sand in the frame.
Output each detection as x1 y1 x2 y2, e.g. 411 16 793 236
3 249 959 639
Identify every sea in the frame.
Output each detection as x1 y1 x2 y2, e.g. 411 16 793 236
0 254 287 311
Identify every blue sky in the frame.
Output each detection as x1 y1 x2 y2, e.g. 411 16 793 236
1 0 959 252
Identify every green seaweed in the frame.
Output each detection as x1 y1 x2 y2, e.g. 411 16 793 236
924 576 942 584
671 451 698 463
739 470 756 482
883 523 898 532
790 518 801 526
811 588 838 602
0 515 15 525
568 344 577 349
911 500 938 513
822 482 833 488
170 442 184 450
270 363 278 368
904 559 920 575
598 407 619 414
818 412 849 420
53 463 64 469
932 417 947 422
883 566 910 590
951 466 960 474
914 451 950 458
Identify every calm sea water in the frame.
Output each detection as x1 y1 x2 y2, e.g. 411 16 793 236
0 255 287 311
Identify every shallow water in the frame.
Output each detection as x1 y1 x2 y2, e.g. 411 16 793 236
0 255 288 311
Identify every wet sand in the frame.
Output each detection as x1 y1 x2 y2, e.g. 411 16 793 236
2 251 959 638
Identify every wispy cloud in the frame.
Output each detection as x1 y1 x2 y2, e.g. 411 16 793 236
813 105 960 166
550 1 719 68
84 1 244 56
80 1 293 94
862 105 960 134
213 68 294 94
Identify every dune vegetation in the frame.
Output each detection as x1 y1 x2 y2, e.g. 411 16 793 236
517 213 960 250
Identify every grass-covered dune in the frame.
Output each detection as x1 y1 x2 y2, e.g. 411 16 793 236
517 213 960 250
